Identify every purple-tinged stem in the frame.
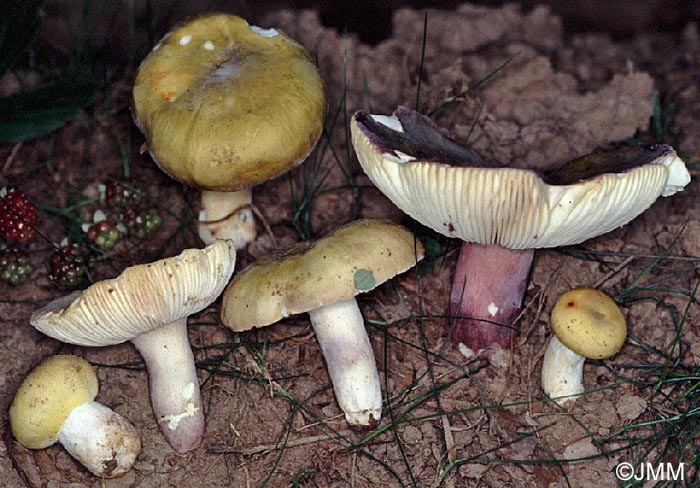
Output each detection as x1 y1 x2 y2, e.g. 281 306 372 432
449 242 534 357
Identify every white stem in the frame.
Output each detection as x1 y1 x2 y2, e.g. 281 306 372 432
308 297 382 426
198 188 256 249
541 335 586 406
131 319 204 453
58 401 140 478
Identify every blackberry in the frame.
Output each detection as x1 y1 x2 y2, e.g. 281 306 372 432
86 219 121 250
0 188 37 244
103 180 143 209
48 244 88 290
0 249 32 285
121 205 162 239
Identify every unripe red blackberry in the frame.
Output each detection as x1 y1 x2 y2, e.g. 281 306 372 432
0 188 37 244
86 219 121 250
103 180 143 209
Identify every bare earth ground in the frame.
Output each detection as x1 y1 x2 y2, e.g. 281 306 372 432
0 4 698 487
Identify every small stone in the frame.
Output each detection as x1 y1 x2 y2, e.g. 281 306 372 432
562 438 598 460
459 463 489 479
615 394 647 421
402 425 422 444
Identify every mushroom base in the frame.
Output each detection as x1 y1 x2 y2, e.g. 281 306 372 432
198 188 256 249
541 335 585 406
57 401 141 478
131 320 205 453
308 297 382 426
449 243 534 357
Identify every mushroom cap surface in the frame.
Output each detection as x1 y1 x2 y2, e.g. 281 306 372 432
31 240 236 346
351 108 691 249
10 355 99 449
132 13 327 191
550 288 627 359
221 219 424 330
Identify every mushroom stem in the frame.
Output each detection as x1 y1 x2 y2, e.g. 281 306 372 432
131 319 204 453
541 335 585 406
307 297 382 426
449 242 534 357
198 188 256 249
58 401 141 478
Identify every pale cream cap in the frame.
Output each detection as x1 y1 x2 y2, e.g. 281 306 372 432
351 108 691 249
31 240 236 346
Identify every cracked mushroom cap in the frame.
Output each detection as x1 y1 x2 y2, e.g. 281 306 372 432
30 240 236 346
551 288 627 360
10 355 98 449
132 13 327 192
351 107 691 249
221 219 424 330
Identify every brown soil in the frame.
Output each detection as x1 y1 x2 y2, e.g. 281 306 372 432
1 4 698 487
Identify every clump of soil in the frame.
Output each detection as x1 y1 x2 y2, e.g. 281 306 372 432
0 3 698 487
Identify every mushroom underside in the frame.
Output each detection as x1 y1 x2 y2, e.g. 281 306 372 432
352 106 689 357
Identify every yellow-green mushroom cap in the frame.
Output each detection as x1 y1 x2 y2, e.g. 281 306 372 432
10 355 98 449
221 219 424 330
132 13 327 191
550 288 627 360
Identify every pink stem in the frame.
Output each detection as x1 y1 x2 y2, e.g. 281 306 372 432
449 243 534 356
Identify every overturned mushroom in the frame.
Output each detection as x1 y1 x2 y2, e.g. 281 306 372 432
221 219 424 426
351 106 690 357
9 355 141 478
541 288 627 405
133 13 327 249
30 240 236 453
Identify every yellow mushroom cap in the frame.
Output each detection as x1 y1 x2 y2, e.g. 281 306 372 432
550 288 627 359
132 13 327 191
10 355 99 449
221 219 424 330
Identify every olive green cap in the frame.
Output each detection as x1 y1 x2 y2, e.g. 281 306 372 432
221 219 424 330
133 13 327 191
